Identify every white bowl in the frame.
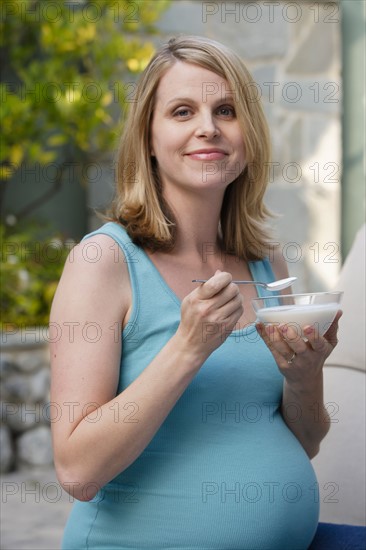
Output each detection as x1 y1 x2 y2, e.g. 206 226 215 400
252 291 343 336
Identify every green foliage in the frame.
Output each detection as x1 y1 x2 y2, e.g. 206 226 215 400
1 220 72 328
0 0 170 328
1 0 170 180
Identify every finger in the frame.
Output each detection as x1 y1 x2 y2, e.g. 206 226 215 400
300 325 328 355
216 299 244 333
323 309 342 347
278 324 308 354
210 282 241 311
273 328 294 362
257 323 297 354
302 309 342 353
193 281 241 315
196 271 233 299
257 323 307 366
256 323 291 362
216 291 243 321
225 303 245 331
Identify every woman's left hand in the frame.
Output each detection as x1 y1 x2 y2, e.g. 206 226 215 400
256 310 343 385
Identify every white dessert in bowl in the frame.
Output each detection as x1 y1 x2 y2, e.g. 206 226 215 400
252 292 343 337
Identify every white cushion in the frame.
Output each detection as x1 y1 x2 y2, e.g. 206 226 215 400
312 367 366 525
312 224 366 525
325 224 365 371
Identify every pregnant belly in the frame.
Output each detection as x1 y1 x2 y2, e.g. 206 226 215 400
63 419 319 549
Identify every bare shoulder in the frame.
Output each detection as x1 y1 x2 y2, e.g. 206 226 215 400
63 232 130 281
64 233 128 274
51 232 132 327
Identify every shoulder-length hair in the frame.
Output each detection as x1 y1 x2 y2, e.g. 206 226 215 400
105 35 273 260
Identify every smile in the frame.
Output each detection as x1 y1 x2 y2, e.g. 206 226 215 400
185 150 228 161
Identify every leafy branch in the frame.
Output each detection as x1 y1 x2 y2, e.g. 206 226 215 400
0 0 170 219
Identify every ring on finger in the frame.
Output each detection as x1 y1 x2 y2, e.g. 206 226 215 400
287 351 296 364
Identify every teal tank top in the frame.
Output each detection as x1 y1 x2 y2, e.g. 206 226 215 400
62 222 319 549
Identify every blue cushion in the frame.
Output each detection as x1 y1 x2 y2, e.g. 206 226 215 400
308 522 366 549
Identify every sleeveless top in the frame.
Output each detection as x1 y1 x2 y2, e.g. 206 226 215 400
62 222 319 550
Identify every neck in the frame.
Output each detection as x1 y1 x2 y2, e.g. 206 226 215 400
164 188 224 258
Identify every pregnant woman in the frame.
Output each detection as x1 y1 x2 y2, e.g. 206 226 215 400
50 35 342 549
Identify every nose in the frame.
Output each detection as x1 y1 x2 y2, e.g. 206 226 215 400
194 112 220 139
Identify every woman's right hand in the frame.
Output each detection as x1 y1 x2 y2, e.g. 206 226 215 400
175 270 243 363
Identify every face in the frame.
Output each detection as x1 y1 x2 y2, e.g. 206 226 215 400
150 62 246 200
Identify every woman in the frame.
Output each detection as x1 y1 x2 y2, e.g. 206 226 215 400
50 35 341 549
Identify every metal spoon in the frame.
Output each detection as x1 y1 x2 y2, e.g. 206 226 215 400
192 276 297 292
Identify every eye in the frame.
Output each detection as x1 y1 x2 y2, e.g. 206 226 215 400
173 107 191 118
217 105 235 117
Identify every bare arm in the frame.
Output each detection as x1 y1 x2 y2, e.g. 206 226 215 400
257 316 341 458
258 247 341 458
50 239 243 500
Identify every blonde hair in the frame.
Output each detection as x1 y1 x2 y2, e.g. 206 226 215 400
106 35 273 260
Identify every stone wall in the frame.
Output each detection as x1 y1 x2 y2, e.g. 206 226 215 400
0 330 53 473
89 0 342 292
160 0 342 292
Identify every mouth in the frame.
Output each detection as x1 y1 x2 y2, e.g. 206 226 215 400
184 149 228 161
